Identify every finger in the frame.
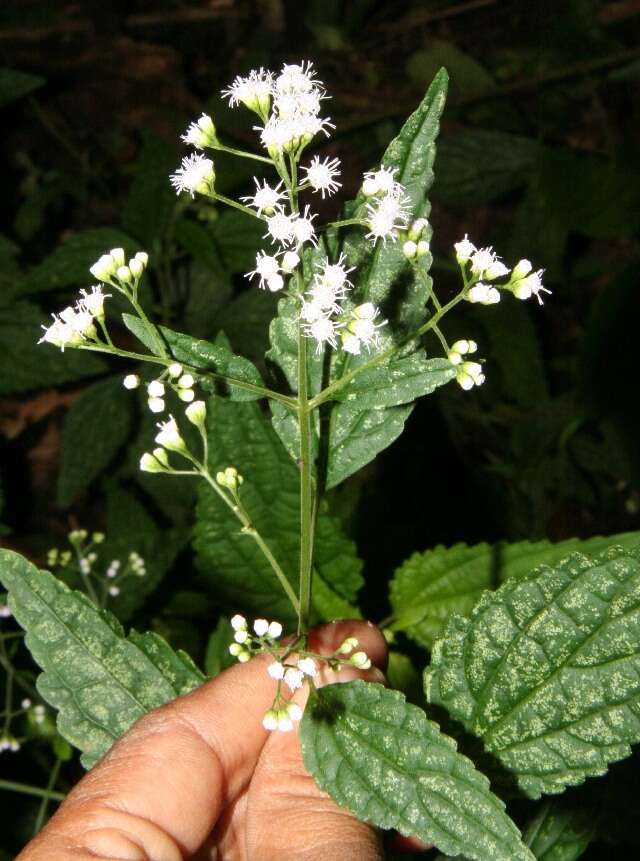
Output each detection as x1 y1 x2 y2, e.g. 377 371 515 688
246 620 388 861
18 652 279 861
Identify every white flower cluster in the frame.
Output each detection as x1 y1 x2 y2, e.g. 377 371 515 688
90 248 149 286
229 614 283 663
124 364 198 414
181 113 218 150
22 700 46 724
455 235 550 306
363 166 411 244
170 153 216 197
38 285 108 351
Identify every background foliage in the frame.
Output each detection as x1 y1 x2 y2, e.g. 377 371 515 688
1 0 640 858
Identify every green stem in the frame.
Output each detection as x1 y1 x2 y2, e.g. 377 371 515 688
0 779 65 802
200 471 300 616
296 314 314 637
325 217 367 230
308 291 467 409
212 192 264 221
33 758 62 834
214 143 273 164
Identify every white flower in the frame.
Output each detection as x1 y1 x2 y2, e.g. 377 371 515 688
222 68 273 115
341 332 362 354
403 240 417 259
108 585 120 597
266 273 284 292
247 251 281 287
259 114 333 154
110 248 126 268
470 247 497 277
371 166 399 195
268 621 282 639
283 667 304 691
241 179 286 215
456 361 485 391
297 657 317 677
346 303 385 350
291 207 317 247
178 388 195 403
39 316 83 351
170 153 215 197
79 285 108 317
277 712 294 732
303 155 341 197
181 113 217 149
262 709 279 731
265 211 296 246
234 629 249 644
90 253 117 282
253 618 269 636
267 661 285 680
467 282 501 305
281 250 300 272
485 259 510 280
300 300 325 324
148 397 165 413
365 192 410 244
303 315 341 354
0 605 12 619
168 362 183 378
512 259 532 279
155 416 185 452
454 235 476 263
274 61 321 96
512 269 551 305
147 380 165 398
178 374 194 389
185 400 207 428
317 253 353 293
448 339 478 365
231 614 247 631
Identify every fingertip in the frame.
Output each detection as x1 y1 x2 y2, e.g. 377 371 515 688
308 619 388 673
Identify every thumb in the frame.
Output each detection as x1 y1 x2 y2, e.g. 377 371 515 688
245 620 388 861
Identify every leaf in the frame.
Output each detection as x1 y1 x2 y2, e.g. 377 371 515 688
391 532 640 649
301 680 533 861
0 550 204 769
210 211 265 272
0 67 45 106
0 299 107 394
17 228 136 295
523 801 594 861
336 355 455 409
194 398 363 625
57 377 135 507
121 132 178 247
174 219 228 280
425 545 640 797
161 326 265 401
122 312 164 355
204 617 235 677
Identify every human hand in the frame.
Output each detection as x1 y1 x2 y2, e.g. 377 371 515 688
18 620 388 861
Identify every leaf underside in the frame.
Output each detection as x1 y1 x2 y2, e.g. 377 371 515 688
426 544 640 798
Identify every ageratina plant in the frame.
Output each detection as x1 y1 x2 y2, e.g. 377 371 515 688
4 62 640 861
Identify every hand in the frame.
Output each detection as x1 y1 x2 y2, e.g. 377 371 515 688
18 620 388 861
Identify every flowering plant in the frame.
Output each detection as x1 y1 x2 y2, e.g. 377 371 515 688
2 62 640 861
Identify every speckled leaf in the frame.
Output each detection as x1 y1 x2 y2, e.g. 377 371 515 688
194 398 363 626
161 326 264 401
425 545 640 798
0 550 204 769
391 531 640 648
301 680 534 861
523 801 594 861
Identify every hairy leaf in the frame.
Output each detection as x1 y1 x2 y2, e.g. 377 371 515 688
391 532 640 648
194 398 363 625
0 550 204 769
162 326 264 401
425 545 640 797
57 377 135 506
301 680 533 861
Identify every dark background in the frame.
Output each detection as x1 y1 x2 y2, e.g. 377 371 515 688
1 0 640 857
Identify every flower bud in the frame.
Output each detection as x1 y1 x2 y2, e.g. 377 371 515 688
110 248 126 268
485 260 510 280
140 452 166 473
337 636 359 654
134 251 149 268
147 380 165 398
229 642 244 656
266 273 284 292
298 657 317 677
277 710 294 732
454 236 476 263
168 362 183 378
237 650 251 663
116 265 133 284
350 651 372 669
178 388 195 402
511 259 532 280
262 709 279 731
90 254 117 282
416 240 430 257
253 618 269 636
178 374 194 389
128 257 144 278
402 240 417 259
362 177 379 196
230 614 247 630
185 400 207 428
147 397 165 413
281 251 300 272
123 374 140 390
155 417 186 452
408 217 429 241
267 661 285 679
287 702 303 722
268 621 282 639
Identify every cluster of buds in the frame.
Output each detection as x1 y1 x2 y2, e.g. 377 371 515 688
508 259 550 304
22 699 46 725
448 340 485 389
229 615 283 663
455 235 549 306
247 249 300 292
38 285 108 351
403 218 431 259
0 734 20 753
363 166 411 245
136 364 197 414
90 248 149 289
216 466 244 492
140 400 207 474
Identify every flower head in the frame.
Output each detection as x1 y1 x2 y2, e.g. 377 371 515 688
303 155 341 198
512 269 551 305
241 179 286 215
181 113 218 149
454 235 476 263
303 315 341 354
222 68 273 116
456 361 485 391
265 211 296 246
155 417 186 452
170 154 215 197
365 191 410 245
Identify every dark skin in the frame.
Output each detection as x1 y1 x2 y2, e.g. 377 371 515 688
18 621 388 861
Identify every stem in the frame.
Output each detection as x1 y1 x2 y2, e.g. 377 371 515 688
200 472 300 616
326 217 367 230
308 291 467 409
214 143 272 165
296 313 314 636
0 779 65 802
33 758 62 834
212 192 264 221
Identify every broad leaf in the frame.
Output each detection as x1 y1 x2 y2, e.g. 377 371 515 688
0 299 107 394
391 532 640 648
0 550 204 769
162 326 265 401
523 801 594 861
301 680 533 861
122 312 164 356
0 67 45 106
425 545 640 797
194 398 363 625
121 132 177 247
57 377 135 506
17 228 136 295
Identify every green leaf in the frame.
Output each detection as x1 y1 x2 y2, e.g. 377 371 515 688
174 219 228 280
0 67 45 106
57 377 135 507
425 545 640 797
0 300 107 394
194 398 363 625
161 326 265 401
523 801 594 861
121 133 177 247
391 532 640 649
204 617 235 677
301 680 533 861
0 550 204 769
210 211 265 272
17 228 136 295
336 355 455 409
122 312 163 355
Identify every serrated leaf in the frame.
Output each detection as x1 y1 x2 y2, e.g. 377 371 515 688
17 228 136 295
391 532 640 648
425 545 640 797
0 550 204 769
122 312 164 355
0 299 107 394
0 67 45 106
194 398 363 625
57 377 135 506
301 680 533 861
337 355 455 409
523 801 594 861
121 133 177 247
161 326 265 401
